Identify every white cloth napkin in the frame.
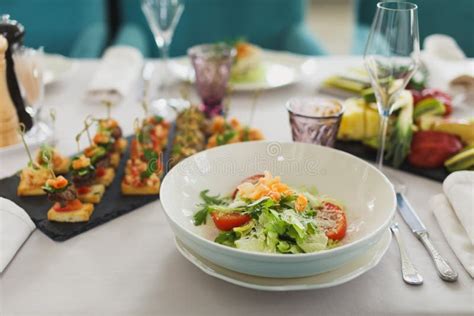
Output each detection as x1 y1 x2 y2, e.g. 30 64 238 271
87 46 143 104
430 171 474 278
0 197 36 273
421 35 474 92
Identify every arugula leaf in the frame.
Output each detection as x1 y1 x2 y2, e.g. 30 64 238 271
215 231 238 247
193 206 210 225
199 190 225 205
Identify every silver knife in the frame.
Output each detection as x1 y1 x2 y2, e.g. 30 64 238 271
397 193 458 282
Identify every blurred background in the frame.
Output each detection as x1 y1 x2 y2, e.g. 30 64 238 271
0 0 473 58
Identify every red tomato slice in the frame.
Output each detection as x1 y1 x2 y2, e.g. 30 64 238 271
53 199 83 212
211 212 251 231
96 167 106 177
316 202 347 241
76 186 91 195
231 174 265 199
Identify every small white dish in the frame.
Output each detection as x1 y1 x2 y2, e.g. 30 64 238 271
171 50 310 92
175 230 392 291
43 53 77 85
160 141 396 278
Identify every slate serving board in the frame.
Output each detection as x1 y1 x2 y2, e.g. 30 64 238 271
0 130 175 241
334 141 448 182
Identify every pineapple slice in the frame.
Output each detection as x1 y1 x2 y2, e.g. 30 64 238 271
337 98 365 141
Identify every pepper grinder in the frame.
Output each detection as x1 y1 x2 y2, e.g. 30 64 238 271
0 35 20 147
0 14 33 130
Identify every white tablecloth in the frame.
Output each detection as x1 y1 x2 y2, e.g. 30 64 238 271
1 56 473 315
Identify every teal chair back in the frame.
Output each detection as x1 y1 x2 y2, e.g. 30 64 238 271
353 0 474 57
0 0 109 58
115 0 325 57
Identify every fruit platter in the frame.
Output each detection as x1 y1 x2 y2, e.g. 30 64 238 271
324 70 473 182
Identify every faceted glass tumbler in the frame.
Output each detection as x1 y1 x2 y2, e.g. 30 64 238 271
286 97 344 147
188 43 235 117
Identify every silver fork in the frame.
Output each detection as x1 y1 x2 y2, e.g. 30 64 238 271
390 222 424 285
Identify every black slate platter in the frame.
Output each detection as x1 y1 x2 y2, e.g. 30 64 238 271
334 140 448 182
0 131 175 241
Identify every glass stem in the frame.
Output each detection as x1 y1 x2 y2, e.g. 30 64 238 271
159 42 170 93
376 114 389 170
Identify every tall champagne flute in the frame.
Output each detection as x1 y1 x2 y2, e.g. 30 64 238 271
142 0 184 90
364 1 420 170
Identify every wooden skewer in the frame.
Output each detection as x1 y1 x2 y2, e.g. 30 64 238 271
75 133 82 152
133 118 142 153
141 100 149 116
49 108 57 144
18 123 38 169
102 100 112 119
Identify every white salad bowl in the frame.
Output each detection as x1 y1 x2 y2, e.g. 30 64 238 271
160 141 396 278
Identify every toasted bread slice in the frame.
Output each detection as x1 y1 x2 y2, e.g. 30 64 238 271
17 182 46 196
53 157 71 174
77 184 105 204
47 203 94 222
96 168 115 187
116 138 128 154
17 166 50 196
121 181 160 195
110 152 121 168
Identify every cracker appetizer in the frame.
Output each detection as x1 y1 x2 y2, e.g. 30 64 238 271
70 155 105 204
43 175 94 223
35 144 70 174
17 163 51 196
98 118 127 154
16 123 53 196
170 106 207 166
83 144 115 187
142 115 170 151
96 118 128 168
207 116 264 148
121 158 160 195
121 117 166 196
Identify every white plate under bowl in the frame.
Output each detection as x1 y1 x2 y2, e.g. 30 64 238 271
175 229 391 291
171 50 311 92
160 141 396 278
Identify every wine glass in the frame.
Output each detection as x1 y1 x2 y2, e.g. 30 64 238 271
142 0 184 91
364 1 420 170
13 46 52 143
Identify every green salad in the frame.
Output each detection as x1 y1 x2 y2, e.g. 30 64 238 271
193 172 347 254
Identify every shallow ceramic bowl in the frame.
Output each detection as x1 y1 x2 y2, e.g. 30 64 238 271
160 141 395 278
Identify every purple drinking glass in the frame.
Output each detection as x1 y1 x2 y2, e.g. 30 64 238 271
188 43 235 117
286 97 344 147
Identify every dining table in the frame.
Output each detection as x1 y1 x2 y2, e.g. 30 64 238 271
0 55 473 316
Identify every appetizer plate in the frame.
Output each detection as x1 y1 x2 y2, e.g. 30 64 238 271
171 50 310 91
175 230 391 291
43 53 77 85
160 141 396 278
